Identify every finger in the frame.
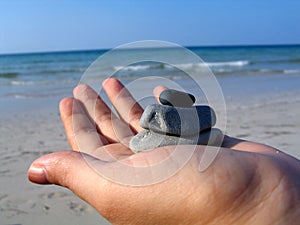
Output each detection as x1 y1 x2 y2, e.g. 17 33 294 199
153 85 168 104
27 150 172 224
60 97 108 153
73 85 134 143
102 78 143 133
60 97 79 150
27 151 112 212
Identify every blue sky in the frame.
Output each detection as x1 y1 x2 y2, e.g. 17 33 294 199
0 0 299 54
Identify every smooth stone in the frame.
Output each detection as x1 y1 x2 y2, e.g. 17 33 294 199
140 104 216 136
129 128 223 152
159 89 195 107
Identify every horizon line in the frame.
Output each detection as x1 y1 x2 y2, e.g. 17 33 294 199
1 43 300 56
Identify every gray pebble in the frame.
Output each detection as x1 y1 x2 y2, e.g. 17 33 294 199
130 128 223 152
159 89 195 107
140 104 216 136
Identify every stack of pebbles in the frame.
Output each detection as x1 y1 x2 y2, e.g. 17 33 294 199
130 89 223 152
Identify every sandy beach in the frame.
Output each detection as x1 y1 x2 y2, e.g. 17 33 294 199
0 100 110 225
1 81 300 224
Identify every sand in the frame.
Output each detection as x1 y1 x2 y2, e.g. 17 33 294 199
0 109 110 225
0 89 300 225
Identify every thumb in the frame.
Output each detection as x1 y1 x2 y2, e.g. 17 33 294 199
27 151 110 204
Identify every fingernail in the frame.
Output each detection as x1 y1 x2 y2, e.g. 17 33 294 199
73 84 88 95
102 78 117 87
28 164 50 184
102 78 109 86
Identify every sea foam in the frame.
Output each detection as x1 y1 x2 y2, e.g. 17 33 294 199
114 60 250 72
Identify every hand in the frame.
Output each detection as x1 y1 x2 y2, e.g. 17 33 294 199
28 78 300 225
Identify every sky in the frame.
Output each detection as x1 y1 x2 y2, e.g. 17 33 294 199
0 0 300 54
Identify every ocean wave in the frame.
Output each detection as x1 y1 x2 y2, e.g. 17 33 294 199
205 60 250 67
259 69 300 75
10 80 36 86
6 93 51 99
114 65 152 71
36 68 84 75
9 78 77 86
12 94 29 99
284 69 300 74
114 60 250 72
171 61 249 69
211 68 300 76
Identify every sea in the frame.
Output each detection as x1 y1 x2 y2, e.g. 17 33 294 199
1 44 300 114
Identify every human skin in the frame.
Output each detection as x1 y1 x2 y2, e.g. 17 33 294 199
28 78 300 225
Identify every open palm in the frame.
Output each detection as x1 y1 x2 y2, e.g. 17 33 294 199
28 78 300 225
